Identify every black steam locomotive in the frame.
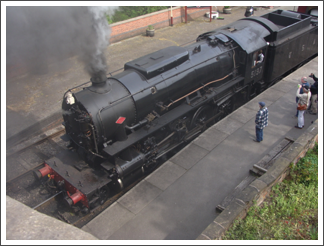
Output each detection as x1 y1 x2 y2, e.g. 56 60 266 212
35 10 317 211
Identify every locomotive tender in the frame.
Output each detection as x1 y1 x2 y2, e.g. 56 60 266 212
36 10 318 211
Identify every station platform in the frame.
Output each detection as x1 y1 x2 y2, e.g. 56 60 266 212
4 5 321 242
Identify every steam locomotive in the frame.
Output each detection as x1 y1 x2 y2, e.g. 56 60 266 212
35 10 317 212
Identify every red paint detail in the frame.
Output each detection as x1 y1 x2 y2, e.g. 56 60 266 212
67 190 85 205
38 164 53 177
38 163 90 208
116 116 126 124
60 178 88 207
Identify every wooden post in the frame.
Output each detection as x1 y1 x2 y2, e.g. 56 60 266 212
185 6 187 23
171 6 173 26
210 6 212 22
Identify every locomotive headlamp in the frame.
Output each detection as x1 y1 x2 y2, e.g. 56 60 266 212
66 92 75 105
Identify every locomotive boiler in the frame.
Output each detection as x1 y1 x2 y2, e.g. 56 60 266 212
35 10 318 211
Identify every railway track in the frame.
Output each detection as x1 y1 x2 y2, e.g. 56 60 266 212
6 122 68 212
6 149 161 228
6 121 171 228
6 119 65 159
6 127 67 182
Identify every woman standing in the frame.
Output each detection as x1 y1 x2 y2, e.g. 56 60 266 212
295 84 311 129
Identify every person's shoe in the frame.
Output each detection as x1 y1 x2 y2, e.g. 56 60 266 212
295 125 303 129
253 139 260 142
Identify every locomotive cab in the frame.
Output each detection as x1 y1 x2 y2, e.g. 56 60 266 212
246 46 267 82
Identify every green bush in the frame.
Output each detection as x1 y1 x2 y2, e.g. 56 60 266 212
290 143 318 186
223 143 318 240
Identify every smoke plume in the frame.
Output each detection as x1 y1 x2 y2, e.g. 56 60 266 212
6 6 118 79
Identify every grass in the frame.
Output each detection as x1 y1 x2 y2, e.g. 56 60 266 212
222 143 318 240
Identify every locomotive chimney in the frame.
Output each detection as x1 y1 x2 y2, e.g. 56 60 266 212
88 70 111 94
90 70 107 85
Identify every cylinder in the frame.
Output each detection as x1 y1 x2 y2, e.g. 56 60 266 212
115 168 144 192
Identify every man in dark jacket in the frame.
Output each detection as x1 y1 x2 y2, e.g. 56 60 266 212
254 102 268 142
309 73 318 115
